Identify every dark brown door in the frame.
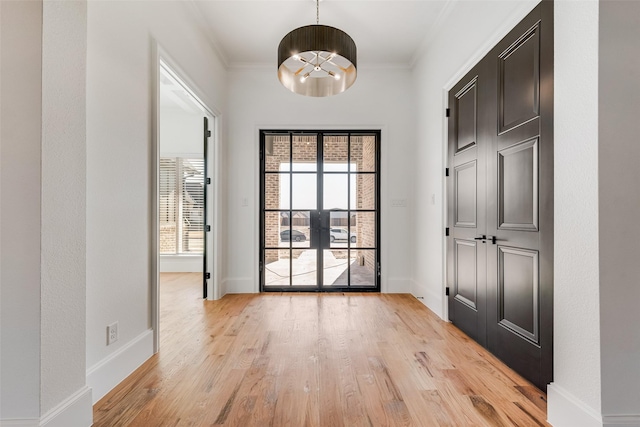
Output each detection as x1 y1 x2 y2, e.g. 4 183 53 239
447 59 492 347
447 1 553 391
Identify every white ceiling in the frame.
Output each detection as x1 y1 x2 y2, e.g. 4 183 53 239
190 0 453 68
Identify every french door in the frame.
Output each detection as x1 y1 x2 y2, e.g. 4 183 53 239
447 2 553 391
260 131 380 292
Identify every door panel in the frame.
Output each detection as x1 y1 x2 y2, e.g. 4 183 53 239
454 239 478 309
447 61 490 348
498 246 539 344
499 22 540 133
454 160 477 227
447 1 552 391
487 2 553 391
498 138 538 230
455 79 478 153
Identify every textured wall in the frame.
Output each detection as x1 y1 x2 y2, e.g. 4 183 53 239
551 0 602 415
599 0 640 418
0 0 43 420
40 1 88 414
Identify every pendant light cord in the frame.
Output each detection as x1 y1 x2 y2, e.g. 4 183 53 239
316 0 319 25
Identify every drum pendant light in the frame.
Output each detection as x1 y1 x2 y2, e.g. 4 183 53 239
277 0 357 97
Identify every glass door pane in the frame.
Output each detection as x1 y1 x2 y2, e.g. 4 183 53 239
323 249 349 287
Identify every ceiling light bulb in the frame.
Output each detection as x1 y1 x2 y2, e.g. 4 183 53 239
328 70 340 80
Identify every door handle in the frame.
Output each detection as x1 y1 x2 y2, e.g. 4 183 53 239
474 235 487 241
487 236 503 245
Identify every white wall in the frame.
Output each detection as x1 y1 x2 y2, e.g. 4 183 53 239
1 2 92 424
410 0 539 318
160 109 204 156
40 1 91 422
548 2 602 425
225 66 416 294
598 1 640 422
86 0 227 403
0 0 43 420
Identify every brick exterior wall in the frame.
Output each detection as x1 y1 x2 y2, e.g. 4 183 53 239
160 223 177 254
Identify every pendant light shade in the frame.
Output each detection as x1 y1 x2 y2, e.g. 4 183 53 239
277 14 357 97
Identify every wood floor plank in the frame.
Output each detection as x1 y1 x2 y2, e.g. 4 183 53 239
93 273 550 426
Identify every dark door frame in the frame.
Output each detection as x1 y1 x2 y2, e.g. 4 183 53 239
259 130 381 292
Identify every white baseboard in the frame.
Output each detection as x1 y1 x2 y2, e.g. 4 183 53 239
0 420 39 427
87 329 154 404
547 383 603 427
159 255 202 272
39 386 92 427
223 277 256 293
603 415 640 427
222 277 415 294
411 279 444 319
1 388 92 427
385 277 412 293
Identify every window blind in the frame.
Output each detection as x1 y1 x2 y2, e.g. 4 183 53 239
159 157 204 255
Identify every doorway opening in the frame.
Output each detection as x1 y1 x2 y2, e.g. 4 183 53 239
259 131 381 292
154 56 218 352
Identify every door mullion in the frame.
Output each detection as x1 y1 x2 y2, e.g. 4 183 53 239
347 133 351 287
317 132 324 289
289 133 293 287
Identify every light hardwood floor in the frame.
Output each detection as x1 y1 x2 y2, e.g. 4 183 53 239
93 273 549 426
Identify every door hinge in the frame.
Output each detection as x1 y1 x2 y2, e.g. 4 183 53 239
445 227 449 236
259 262 263 272
377 262 381 277
206 130 212 137
445 287 450 296
206 177 211 185
205 225 211 232
445 168 449 177
446 108 450 117
205 272 211 279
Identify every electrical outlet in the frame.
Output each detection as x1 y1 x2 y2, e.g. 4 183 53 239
107 322 118 345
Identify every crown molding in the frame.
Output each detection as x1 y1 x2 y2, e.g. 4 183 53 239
182 0 229 68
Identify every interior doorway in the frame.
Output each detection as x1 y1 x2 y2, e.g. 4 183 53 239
259 131 380 292
154 57 218 351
